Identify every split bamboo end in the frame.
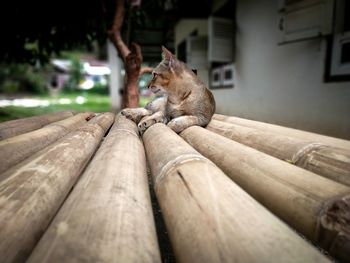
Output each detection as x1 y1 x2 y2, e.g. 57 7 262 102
318 194 350 262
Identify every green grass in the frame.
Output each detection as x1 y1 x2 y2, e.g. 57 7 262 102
0 91 157 122
139 96 154 107
0 91 112 122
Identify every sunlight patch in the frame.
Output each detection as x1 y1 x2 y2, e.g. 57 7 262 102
0 99 50 107
58 98 72 105
75 96 86 105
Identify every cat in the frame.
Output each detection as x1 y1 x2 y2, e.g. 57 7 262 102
121 46 216 134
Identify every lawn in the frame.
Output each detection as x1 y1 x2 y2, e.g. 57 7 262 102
0 91 154 122
0 91 112 122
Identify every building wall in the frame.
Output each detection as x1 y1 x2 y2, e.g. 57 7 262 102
175 19 208 48
174 20 210 88
211 0 350 139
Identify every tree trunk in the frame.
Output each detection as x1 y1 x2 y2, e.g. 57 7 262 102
108 0 152 108
123 43 142 108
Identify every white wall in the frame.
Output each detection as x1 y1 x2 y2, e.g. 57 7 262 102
175 19 208 48
175 20 210 87
212 0 350 139
107 41 122 112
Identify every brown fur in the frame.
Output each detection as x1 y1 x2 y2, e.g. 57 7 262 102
121 46 216 133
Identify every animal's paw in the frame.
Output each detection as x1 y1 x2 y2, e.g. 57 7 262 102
121 108 136 121
138 113 166 134
167 119 184 133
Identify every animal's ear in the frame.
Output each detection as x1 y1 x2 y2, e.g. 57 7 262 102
161 46 174 61
161 46 178 70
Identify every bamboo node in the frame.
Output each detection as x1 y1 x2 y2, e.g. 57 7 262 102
154 153 209 187
113 128 140 139
292 143 325 164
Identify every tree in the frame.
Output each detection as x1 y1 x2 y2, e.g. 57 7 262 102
0 0 160 107
106 0 153 108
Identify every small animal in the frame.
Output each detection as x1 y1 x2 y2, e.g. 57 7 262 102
121 46 216 134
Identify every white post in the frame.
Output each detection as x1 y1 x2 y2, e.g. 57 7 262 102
107 40 123 112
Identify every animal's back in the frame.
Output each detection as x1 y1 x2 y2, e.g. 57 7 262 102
165 65 215 125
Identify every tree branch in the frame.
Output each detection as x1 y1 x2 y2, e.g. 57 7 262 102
108 0 130 61
139 66 153 76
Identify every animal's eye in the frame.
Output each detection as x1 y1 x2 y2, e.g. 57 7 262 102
152 72 158 80
152 72 163 80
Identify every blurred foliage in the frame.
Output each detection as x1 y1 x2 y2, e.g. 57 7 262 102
0 0 109 64
65 57 84 91
0 0 167 64
0 63 51 94
89 82 110 95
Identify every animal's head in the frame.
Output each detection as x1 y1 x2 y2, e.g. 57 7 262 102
147 46 195 95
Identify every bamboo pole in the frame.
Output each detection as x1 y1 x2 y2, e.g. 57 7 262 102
207 119 350 187
213 114 350 150
143 123 330 263
0 111 75 140
181 126 350 262
28 114 161 263
0 112 96 174
0 112 114 263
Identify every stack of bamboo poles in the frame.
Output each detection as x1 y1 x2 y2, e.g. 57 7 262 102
207 116 350 186
143 123 332 263
181 126 350 261
0 111 349 263
0 112 115 262
0 112 95 173
195 114 349 261
28 115 161 263
0 111 75 140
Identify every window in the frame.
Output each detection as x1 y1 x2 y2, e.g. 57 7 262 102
210 63 235 89
325 0 350 81
278 0 334 44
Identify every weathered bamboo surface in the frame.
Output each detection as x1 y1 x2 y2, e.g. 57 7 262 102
213 114 350 150
143 123 330 263
207 119 350 187
0 112 114 263
181 126 350 262
0 112 95 174
0 111 74 140
28 114 161 263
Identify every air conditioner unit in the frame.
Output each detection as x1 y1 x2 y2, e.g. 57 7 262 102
186 36 208 70
208 16 234 62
